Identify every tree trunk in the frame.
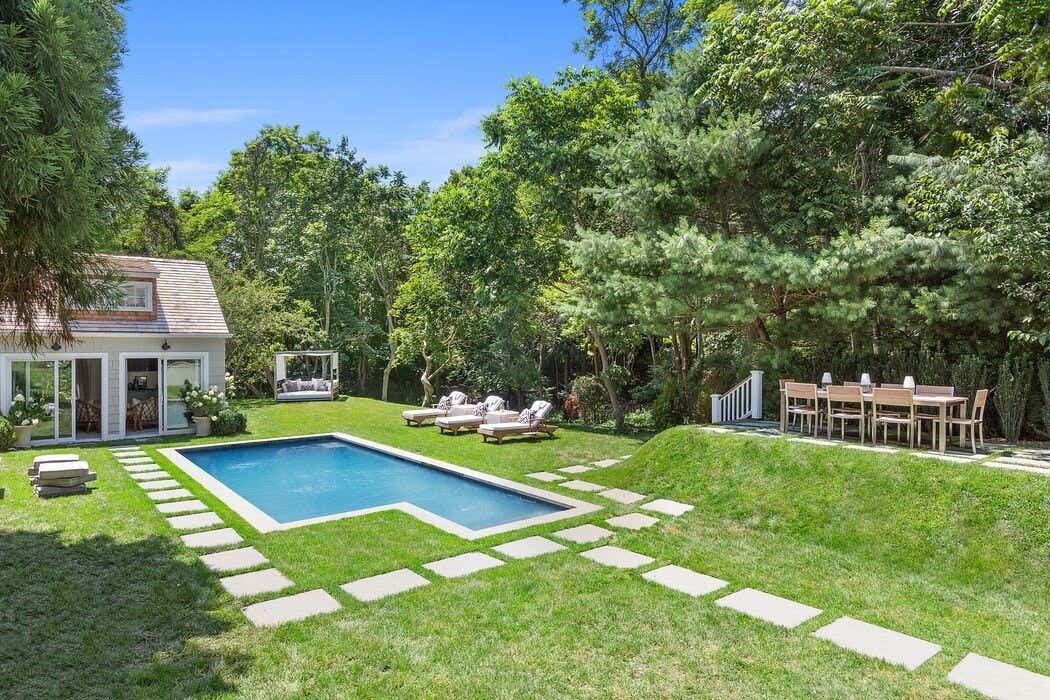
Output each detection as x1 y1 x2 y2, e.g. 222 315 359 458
420 351 436 406
381 297 396 402
589 325 624 432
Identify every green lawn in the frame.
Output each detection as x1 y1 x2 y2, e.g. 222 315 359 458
1 399 1047 698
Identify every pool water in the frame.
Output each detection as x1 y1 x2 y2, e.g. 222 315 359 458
176 437 567 530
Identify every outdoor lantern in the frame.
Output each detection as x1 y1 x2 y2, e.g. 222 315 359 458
860 373 872 389
161 340 171 351
821 372 833 388
903 375 916 390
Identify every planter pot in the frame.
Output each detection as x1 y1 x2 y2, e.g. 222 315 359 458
13 425 33 449
192 416 212 437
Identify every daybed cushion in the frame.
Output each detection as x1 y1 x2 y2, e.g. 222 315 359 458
278 390 332 401
436 414 484 428
402 408 446 421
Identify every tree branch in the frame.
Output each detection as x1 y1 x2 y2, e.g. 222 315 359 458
875 65 1013 91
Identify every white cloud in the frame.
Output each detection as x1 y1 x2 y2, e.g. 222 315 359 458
125 107 265 129
370 106 491 185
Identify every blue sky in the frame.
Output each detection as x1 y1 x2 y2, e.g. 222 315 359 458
119 1 588 193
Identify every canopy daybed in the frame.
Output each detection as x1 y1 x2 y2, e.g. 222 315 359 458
274 351 339 402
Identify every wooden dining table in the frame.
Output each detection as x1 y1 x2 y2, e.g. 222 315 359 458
779 389 968 453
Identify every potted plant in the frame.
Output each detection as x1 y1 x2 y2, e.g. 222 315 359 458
181 383 227 437
7 394 43 448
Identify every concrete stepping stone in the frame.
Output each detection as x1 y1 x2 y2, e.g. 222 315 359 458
110 446 141 452
606 513 659 530
559 465 593 474
118 456 153 464
423 552 504 579
598 488 646 504
986 461 1050 476
181 528 243 549
124 463 159 472
242 589 341 628
995 456 1050 468
812 616 941 670
640 499 694 516
129 470 169 481
115 451 147 458
845 444 897 453
147 488 193 501
592 459 621 468
526 471 565 482
492 536 566 560
552 524 613 544
157 499 208 514
913 452 974 463
200 546 268 573
642 564 728 597
167 511 223 530
579 545 654 569
947 652 1050 700
341 568 430 602
139 479 180 491
790 437 836 446
619 455 632 459
748 432 784 439
561 479 604 492
715 588 822 628
220 568 293 597
699 426 733 433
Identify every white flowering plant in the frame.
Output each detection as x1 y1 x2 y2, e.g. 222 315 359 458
179 382 228 419
7 394 43 427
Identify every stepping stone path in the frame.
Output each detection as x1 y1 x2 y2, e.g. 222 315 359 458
124 463 160 473
605 513 659 530
341 569 430 602
790 437 837 446
913 452 975 464
147 488 193 501
220 568 294 598
139 479 180 491
640 499 693 516
812 616 941 671
591 459 621 468
156 499 208 514
845 444 897 453
182 528 243 549
598 488 646 505
643 564 728 597
129 470 169 481
199 546 269 573
985 461 1050 476
715 588 822 629
118 457 153 464
492 536 565 560
110 446 141 452
559 465 593 474
580 545 654 569
947 652 1050 700
699 426 733 433
526 471 565 482
423 552 504 579
242 589 341 628
560 479 604 493
995 455 1050 468
553 524 613 544
167 512 223 530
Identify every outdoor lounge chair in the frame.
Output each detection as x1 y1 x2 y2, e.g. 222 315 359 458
478 400 557 444
402 391 468 426
435 395 506 435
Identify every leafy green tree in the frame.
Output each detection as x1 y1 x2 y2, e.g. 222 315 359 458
109 166 184 256
0 0 140 348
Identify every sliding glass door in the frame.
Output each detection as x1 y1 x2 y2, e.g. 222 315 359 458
10 359 79 442
163 358 201 431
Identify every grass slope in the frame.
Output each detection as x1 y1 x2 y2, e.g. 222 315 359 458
1 402 1046 698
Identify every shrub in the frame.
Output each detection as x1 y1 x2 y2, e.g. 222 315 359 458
993 355 1033 443
651 377 683 431
0 416 14 450
212 408 247 436
570 375 611 424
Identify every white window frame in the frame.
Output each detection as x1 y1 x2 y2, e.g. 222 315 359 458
118 351 208 438
116 281 154 312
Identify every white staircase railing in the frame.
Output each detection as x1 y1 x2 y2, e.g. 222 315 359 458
710 370 763 424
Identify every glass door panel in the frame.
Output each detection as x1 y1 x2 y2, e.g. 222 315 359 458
164 358 201 431
57 360 73 439
28 361 55 440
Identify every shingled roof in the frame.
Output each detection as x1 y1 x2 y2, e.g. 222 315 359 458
0 256 230 337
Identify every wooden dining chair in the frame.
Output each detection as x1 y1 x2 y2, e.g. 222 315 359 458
784 382 821 435
872 388 916 447
945 389 989 454
779 378 802 430
826 385 865 442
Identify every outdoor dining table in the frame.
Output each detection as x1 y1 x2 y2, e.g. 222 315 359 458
779 388 968 453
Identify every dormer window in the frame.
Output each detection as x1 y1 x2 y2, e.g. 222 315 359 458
117 281 154 312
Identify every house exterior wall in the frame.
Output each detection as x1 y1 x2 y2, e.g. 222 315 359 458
0 334 226 441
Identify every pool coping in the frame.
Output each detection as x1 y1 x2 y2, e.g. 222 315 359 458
159 432 603 540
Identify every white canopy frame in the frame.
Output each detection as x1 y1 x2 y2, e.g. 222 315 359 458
274 350 339 401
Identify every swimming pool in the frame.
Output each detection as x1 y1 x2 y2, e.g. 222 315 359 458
161 434 601 538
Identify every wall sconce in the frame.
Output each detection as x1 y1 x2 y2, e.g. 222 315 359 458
161 340 171 351
50 341 61 351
